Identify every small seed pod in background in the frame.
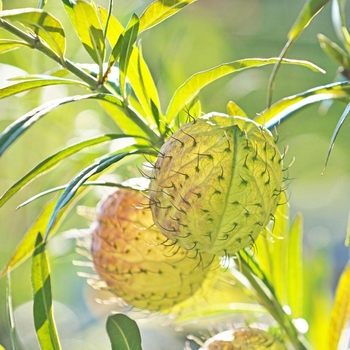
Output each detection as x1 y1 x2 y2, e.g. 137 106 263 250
149 113 283 256
90 188 219 312
197 328 287 350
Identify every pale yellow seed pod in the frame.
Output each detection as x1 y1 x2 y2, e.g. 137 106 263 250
149 113 283 256
91 188 219 312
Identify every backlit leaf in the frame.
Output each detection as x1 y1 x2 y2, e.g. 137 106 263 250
119 14 139 99
98 6 124 48
318 33 350 69
226 101 248 118
106 314 142 350
0 8 66 60
0 76 89 100
44 147 156 239
139 0 197 33
74 1 105 70
32 233 61 350
331 0 350 52
0 39 30 54
329 262 350 350
0 134 145 208
0 194 81 278
166 58 324 125
256 81 350 129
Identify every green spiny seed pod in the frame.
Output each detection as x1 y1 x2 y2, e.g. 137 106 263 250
149 113 283 256
91 188 218 312
200 328 287 350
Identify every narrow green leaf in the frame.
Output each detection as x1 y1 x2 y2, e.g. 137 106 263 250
0 134 144 208
6 272 19 350
0 39 31 54
0 8 66 60
288 0 330 40
139 0 197 33
119 14 139 100
18 181 125 208
226 101 248 118
0 0 2 11
44 147 156 239
287 213 304 318
329 262 350 350
106 314 142 350
254 229 273 284
0 93 123 157
0 76 89 100
323 102 350 172
0 189 85 278
166 57 324 124
256 81 350 129
32 233 61 350
74 1 105 71
318 33 350 69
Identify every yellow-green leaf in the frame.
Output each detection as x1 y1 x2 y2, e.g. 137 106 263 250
166 57 323 125
98 6 124 48
287 213 304 318
226 101 248 118
256 81 350 129
32 233 61 350
329 262 350 350
0 8 66 61
74 1 105 69
139 0 197 33
0 39 30 54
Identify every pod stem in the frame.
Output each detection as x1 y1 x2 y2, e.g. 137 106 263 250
238 255 311 350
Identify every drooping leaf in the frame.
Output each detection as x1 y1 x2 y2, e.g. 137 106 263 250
287 213 304 318
0 134 145 208
6 272 19 350
106 313 142 350
32 233 61 350
267 0 330 106
318 33 350 69
74 1 105 72
226 101 248 118
0 92 159 158
119 14 139 100
139 0 197 33
256 81 350 129
0 190 85 278
0 8 66 61
0 39 31 54
44 147 156 239
323 102 350 172
328 262 350 350
166 57 324 124
0 76 89 100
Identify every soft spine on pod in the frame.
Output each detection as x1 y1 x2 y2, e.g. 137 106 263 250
91 188 218 312
149 113 283 256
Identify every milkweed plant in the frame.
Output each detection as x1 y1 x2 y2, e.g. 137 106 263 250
0 0 350 349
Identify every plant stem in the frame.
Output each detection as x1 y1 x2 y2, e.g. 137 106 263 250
0 19 162 146
239 257 311 350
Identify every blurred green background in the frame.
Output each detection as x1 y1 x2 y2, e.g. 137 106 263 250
0 0 349 349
